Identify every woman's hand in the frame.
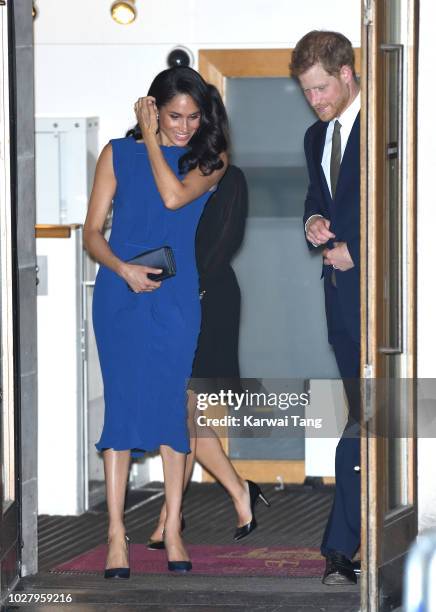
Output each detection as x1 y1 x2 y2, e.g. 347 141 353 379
134 96 159 143
120 262 162 293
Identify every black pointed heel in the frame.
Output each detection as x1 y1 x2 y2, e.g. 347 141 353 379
165 521 191 572
147 516 185 551
168 560 192 573
104 535 130 579
147 539 165 551
233 480 271 541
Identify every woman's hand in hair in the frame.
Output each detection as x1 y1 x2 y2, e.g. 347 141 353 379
135 96 159 142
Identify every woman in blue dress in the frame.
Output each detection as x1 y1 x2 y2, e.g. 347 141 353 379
84 67 228 575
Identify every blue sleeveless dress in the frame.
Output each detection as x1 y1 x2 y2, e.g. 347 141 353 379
93 137 211 455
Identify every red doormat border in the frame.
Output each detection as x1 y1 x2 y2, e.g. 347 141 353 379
51 544 324 578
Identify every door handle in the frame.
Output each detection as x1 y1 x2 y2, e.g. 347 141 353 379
378 43 404 356
378 346 402 355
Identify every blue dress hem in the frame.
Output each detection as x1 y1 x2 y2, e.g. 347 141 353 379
95 442 191 457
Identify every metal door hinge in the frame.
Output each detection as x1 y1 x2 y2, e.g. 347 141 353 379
363 364 373 378
363 0 373 26
363 363 374 421
80 324 87 361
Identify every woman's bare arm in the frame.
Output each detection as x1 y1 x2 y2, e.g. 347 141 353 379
83 143 162 293
136 97 228 210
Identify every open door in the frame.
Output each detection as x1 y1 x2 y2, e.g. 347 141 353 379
361 0 418 609
0 0 21 599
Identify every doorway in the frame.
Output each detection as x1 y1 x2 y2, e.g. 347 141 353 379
200 27 420 606
198 48 361 484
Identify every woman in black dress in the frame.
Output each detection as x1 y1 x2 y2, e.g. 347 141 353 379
147 163 271 548
192 164 246 388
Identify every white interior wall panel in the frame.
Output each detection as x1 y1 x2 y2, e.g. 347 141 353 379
37 229 84 515
34 1 361 151
33 0 361 46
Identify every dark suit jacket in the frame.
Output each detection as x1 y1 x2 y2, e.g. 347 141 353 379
303 113 360 344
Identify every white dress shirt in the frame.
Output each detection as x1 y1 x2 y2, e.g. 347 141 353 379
321 92 361 196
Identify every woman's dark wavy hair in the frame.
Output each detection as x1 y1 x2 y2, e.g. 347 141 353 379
126 67 229 176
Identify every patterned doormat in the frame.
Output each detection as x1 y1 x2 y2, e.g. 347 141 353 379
51 545 324 578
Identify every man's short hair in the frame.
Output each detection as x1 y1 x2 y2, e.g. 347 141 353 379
290 30 356 79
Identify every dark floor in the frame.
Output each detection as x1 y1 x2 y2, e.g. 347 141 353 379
5 483 361 611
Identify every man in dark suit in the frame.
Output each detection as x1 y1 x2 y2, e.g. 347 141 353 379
290 31 361 585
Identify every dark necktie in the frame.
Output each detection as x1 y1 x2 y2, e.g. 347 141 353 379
330 120 342 198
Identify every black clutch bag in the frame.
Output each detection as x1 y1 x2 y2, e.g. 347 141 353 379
127 246 176 283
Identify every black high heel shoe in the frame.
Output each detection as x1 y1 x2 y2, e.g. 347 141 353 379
233 480 271 541
104 535 130 579
147 538 165 551
147 516 185 551
165 526 192 573
168 560 192 572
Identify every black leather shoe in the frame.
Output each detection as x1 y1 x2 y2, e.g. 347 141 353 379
147 516 185 551
233 481 271 541
104 535 130 579
352 560 361 575
322 551 357 585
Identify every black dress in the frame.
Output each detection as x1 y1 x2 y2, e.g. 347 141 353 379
190 165 248 392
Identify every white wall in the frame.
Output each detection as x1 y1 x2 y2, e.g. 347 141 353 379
417 0 436 532
34 0 361 150
37 230 84 515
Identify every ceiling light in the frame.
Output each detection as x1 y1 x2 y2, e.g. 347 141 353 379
111 1 137 25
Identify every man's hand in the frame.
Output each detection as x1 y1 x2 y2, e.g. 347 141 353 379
322 242 354 271
306 216 336 246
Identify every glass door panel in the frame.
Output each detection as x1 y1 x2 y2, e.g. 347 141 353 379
224 78 339 476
